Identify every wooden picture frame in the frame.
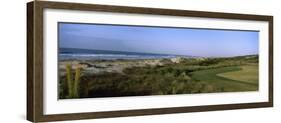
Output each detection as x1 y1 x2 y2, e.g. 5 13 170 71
27 1 273 122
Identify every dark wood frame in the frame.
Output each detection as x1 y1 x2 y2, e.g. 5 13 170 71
27 1 273 122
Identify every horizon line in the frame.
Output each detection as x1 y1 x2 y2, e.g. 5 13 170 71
59 47 258 58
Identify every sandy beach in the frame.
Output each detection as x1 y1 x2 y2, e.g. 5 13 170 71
59 57 186 76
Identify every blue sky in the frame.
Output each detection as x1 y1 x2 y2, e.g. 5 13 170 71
59 23 259 57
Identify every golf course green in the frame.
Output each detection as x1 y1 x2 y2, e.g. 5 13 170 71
191 65 258 92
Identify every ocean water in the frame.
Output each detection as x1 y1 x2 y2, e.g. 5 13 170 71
59 53 177 60
58 48 193 60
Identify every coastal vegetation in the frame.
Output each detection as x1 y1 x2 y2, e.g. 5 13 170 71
59 55 258 99
60 64 82 98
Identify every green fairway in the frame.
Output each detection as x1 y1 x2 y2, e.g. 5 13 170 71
217 65 258 84
190 66 258 92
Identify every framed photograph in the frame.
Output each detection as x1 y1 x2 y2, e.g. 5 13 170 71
27 1 273 122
